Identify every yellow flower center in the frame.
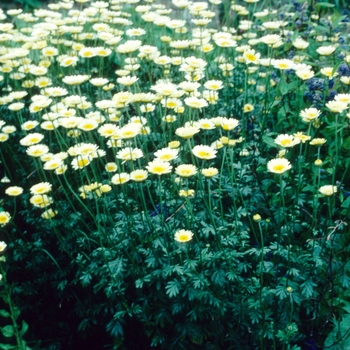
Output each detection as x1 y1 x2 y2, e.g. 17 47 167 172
273 165 285 172
178 233 190 242
78 159 89 167
281 140 291 146
198 151 209 157
245 53 256 61
153 166 166 173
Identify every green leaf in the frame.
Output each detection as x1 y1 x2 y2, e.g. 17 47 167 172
287 81 299 92
341 196 350 209
343 301 350 314
343 137 350 150
302 184 315 193
211 270 226 286
331 15 347 27
315 2 335 8
324 315 350 348
108 258 124 276
274 285 288 300
172 265 184 276
280 79 289 95
171 302 184 315
340 274 350 288
135 279 143 288
145 255 157 268
277 107 286 124
287 268 300 277
312 25 328 34
0 309 10 318
270 100 280 108
1 325 14 338
128 303 142 316
301 279 317 298
226 271 237 281
192 275 207 289
165 280 180 298
20 320 28 336
79 272 92 286
113 311 126 320
262 135 278 149
0 344 16 350
241 186 252 197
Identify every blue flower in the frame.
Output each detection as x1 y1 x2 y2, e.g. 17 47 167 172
150 203 168 217
306 78 325 91
338 62 350 77
328 79 335 89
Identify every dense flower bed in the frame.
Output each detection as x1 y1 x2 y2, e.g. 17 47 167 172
0 0 350 348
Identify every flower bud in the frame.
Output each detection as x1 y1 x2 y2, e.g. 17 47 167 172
253 214 261 222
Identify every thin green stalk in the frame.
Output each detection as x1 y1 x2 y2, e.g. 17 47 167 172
0 263 26 350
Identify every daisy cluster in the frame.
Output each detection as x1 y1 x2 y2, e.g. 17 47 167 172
0 0 348 239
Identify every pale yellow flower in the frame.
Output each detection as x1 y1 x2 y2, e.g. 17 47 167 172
41 209 57 219
274 134 300 148
0 212 11 226
111 172 130 185
292 37 309 50
117 123 142 139
175 126 200 139
293 132 311 143
175 164 197 177
174 229 194 243
243 104 254 113
179 189 195 198
168 141 181 149
243 49 260 64
154 148 179 161
221 118 239 131
71 156 92 170
5 186 23 196
105 162 118 173
316 46 336 56
30 194 53 208
21 121 39 131
192 145 217 160
26 144 49 157
201 167 219 178
43 158 64 170
130 169 148 182
146 160 172 175
267 158 292 174
30 182 52 195
0 241 7 252
116 147 143 162
300 108 321 122
310 138 327 146
326 100 348 113
320 67 338 78
184 96 208 109
335 93 350 104
253 214 261 222
319 185 337 196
